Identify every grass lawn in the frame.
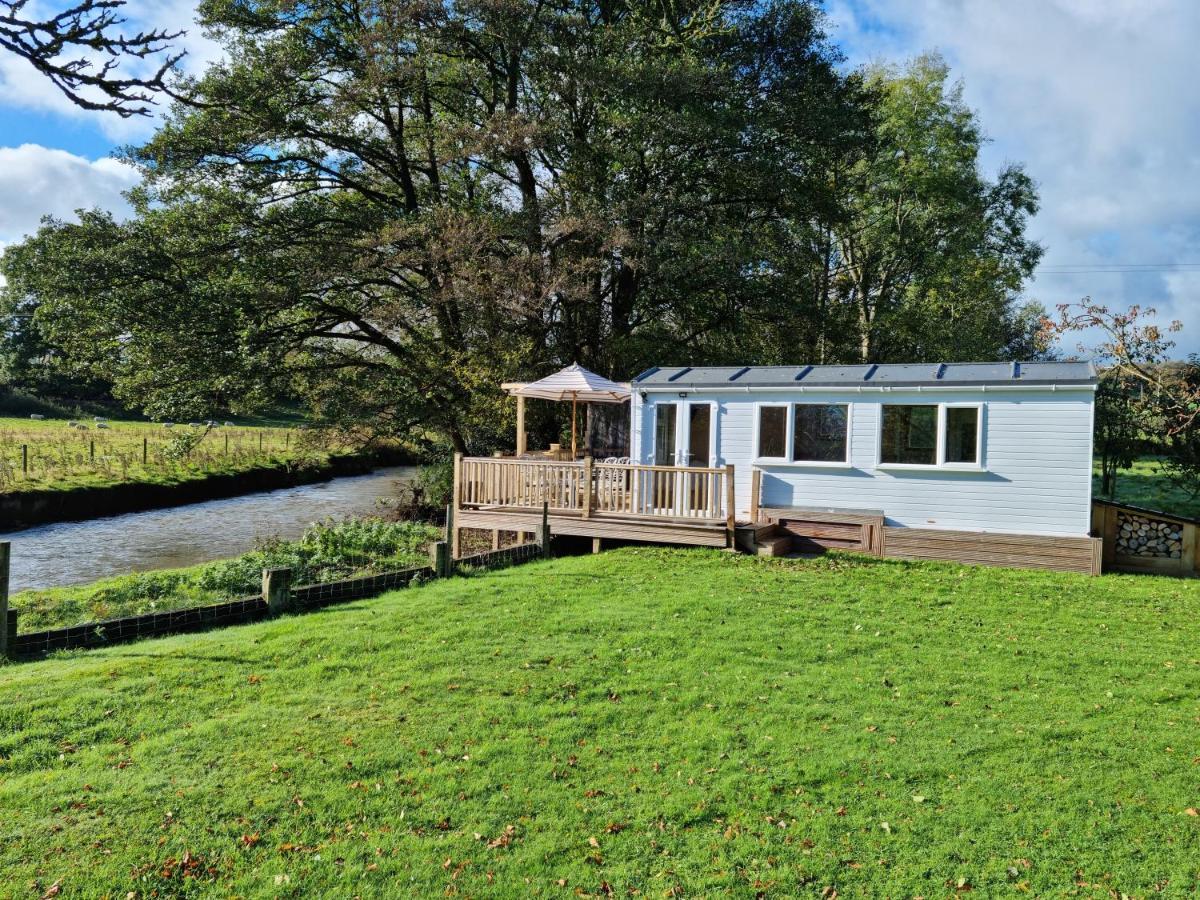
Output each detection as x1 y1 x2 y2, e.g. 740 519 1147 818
0 416 322 494
3 547 1200 897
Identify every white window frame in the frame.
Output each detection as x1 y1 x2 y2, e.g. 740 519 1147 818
876 402 985 471
753 401 854 468
789 401 852 467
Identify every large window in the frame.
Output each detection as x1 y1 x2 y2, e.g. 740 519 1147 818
757 405 787 459
756 403 850 464
879 403 982 467
792 404 849 463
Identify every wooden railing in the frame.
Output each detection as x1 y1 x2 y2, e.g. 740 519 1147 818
457 456 734 524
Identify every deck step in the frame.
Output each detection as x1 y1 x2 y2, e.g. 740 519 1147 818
755 534 794 557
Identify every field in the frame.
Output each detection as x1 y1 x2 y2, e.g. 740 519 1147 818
12 519 441 633
0 416 324 493
2 547 1200 897
1098 456 1200 519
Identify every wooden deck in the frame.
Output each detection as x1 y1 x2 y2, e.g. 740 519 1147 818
452 457 1102 574
452 455 736 553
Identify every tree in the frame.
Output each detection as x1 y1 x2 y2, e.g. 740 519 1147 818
3 0 871 449
1 0 182 115
1048 300 1200 498
824 55 1044 363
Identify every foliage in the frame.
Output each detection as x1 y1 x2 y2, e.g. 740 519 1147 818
0 3 1048 454
0 0 181 115
1049 301 1200 497
14 517 439 631
4 547 1200 895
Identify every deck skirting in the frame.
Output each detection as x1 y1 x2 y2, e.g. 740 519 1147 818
455 508 730 548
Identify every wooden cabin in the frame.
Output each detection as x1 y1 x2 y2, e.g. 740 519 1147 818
453 361 1104 574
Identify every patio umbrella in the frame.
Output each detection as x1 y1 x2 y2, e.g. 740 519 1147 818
507 363 630 457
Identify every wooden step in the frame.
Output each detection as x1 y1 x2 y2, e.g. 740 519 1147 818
735 522 778 552
755 535 794 557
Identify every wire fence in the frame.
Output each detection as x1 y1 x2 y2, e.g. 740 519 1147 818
0 522 553 660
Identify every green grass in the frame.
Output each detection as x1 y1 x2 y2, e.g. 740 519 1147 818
1097 457 1200 519
3 547 1200 897
0 416 332 494
14 519 441 633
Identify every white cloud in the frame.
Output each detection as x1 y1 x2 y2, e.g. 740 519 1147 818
0 144 139 245
827 0 1200 355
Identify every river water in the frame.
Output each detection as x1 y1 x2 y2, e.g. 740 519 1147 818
0 466 418 593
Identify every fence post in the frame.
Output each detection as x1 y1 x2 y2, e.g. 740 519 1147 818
537 501 551 559
431 541 451 578
262 567 293 615
0 541 9 658
90 439 95 463
143 436 148 465
21 444 27 475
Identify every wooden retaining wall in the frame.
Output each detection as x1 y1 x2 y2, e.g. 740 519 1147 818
881 527 1102 575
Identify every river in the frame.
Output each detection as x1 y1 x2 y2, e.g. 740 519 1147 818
0 466 418 593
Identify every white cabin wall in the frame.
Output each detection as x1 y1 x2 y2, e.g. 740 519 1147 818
637 387 1095 537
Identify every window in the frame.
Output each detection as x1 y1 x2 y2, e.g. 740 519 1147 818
793 404 849 463
757 405 787 459
880 405 938 465
944 406 980 465
879 403 984 468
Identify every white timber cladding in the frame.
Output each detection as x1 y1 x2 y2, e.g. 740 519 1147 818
629 386 1095 537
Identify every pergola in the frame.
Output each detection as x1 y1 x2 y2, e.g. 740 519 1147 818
502 363 631 458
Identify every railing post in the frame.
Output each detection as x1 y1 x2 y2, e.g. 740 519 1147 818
582 456 593 519
451 454 463 559
262 566 293 615
749 467 762 523
724 464 736 548
0 541 9 658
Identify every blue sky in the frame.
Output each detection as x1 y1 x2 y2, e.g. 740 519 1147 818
2 0 1199 355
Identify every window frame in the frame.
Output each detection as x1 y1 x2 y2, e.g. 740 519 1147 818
875 401 985 471
753 401 854 467
752 402 790 463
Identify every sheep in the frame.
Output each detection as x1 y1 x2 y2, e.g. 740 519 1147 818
67 421 79 428
163 422 174 428
29 414 45 420
96 422 110 430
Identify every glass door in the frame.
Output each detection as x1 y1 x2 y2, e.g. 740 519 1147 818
686 403 713 468
653 403 678 466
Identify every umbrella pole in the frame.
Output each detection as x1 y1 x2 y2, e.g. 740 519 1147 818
571 395 578 458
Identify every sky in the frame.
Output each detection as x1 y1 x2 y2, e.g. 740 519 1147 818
1 0 1199 354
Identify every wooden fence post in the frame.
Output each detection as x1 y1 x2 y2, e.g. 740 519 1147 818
143 437 148 465
262 567 293 615
21 444 27 475
431 541 450 578
0 541 9 658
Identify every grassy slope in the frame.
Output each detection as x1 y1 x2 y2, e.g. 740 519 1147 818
2 548 1200 897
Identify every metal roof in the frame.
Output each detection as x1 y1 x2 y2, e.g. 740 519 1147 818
632 361 1097 390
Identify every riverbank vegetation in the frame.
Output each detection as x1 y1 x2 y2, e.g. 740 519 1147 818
3 547 1200 895
0 416 323 493
14 518 439 632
